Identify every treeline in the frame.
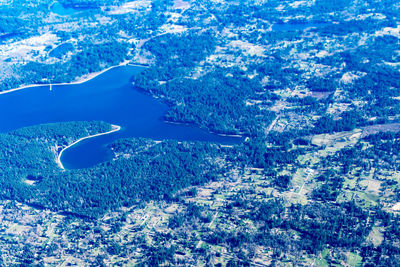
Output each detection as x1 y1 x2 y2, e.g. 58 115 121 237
168 196 383 265
155 69 273 135
132 31 275 135
243 131 304 166
312 111 366 134
49 43 74 59
173 196 400 266
0 123 227 217
0 17 23 34
132 31 215 87
67 41 128 75
252 200 371 254
142 31 216 70
117 0 170 39
311 169 344 201
0 121 304 218
326 131 400 175
251 58 303 88
0 121 111 207
362 213 400 266
37 139 222 217
0 40 128 91
337 36 400 121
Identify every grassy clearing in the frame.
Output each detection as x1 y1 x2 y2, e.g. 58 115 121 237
367 227 384 247
312 129 362 153
347 252 362 267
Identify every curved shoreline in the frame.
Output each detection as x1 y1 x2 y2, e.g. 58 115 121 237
0 61 148 96
57 124 121 170
164 120 243 138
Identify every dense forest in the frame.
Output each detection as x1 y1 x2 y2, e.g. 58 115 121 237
132 32 276 135
1 0 400 265
0 122 228 217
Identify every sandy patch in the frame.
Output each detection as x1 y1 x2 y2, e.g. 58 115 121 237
367 227 384 247
159 24 187 34
173 0 190 9
310 91 331 99
166 12 183 23
361 123 400 137
312 129 362 147
275 4 285 11
341 72 360 84
0 33 58 61
315 50 330 58
229 40 265 57
108 0 151 15
23 180 36 185
375 25 400 38
197 188 214 198
289 1 307 8
392 202 400 211
384 61 400 67
367 180 381 193
164 204 179 214
326 102 352 115
355 13 386 20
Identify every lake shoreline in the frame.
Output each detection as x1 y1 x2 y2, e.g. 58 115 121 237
57 124 121 170
0 61 148 96
1 63 241 169
133 86 244 139
164 120 243 138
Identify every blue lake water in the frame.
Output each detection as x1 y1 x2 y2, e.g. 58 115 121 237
51 2 96 16
0 33 20 43
0 66 240 169
51 2 79 16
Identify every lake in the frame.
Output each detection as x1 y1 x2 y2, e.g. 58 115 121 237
51 2 97 16
0 66 240 169
0 32 20 43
